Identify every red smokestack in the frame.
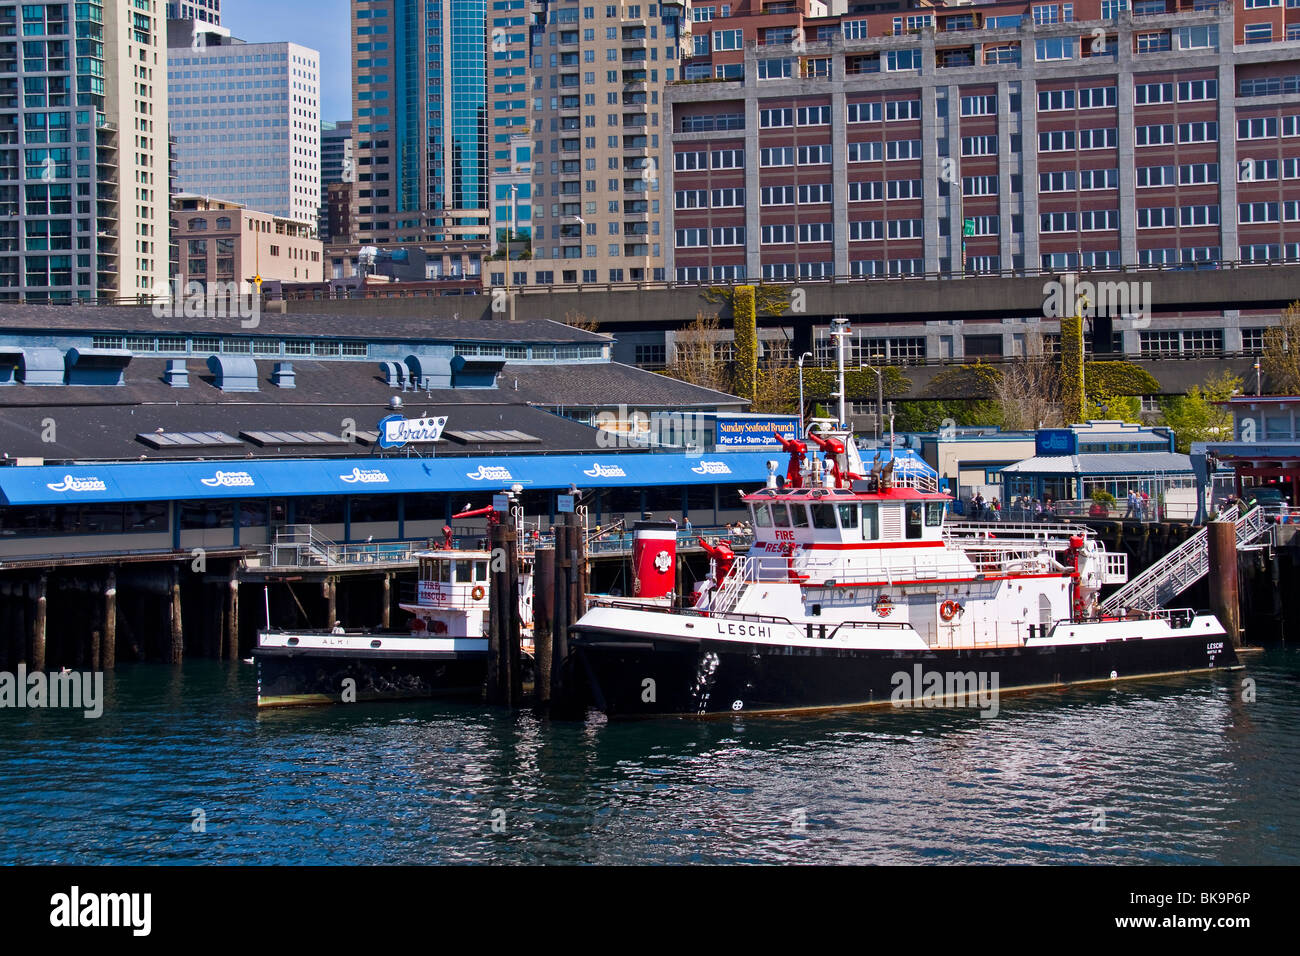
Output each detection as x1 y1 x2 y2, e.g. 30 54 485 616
631 520 677 599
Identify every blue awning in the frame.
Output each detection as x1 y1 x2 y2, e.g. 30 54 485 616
0 451 791 506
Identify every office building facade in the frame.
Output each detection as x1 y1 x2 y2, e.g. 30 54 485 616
167 24 320 226
171 193 323 290
493 0 689 288
667 0 1300 283
350 0 491 246
1 0 169 302
320 119 353 242
165 0 219 25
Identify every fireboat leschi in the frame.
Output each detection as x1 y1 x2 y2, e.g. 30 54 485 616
571 344 1240 718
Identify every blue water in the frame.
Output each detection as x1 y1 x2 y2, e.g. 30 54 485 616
1 649 1296 865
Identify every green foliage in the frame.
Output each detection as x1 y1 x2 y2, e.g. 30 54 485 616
802 366 912 400
919 362 1000 400
700 284 791 317
732 285 758 401
1158 370 1242 454
1061 313 1085 424
1084 387 1142 423
1084 361 1160 398
893 399 1003 431
1262 301 1300 394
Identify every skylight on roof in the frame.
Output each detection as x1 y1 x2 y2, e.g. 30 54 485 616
137 431 243 449
239 430 345 446
444 429 540 444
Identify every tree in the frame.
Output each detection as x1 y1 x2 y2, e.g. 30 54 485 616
1261 301 1300 394
662 312 732 394
994 330 1063 430
1159 370 1243 453
1084 387 1141 424
563 310 600 333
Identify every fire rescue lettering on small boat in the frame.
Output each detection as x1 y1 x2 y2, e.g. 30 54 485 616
716 621 772 638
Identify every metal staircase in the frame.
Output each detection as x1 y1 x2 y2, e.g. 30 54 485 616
1098 505 1269 614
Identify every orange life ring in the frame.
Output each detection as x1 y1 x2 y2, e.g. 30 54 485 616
939 600 961 622
472 585 486 601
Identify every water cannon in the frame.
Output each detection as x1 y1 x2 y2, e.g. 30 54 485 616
773 431 808 488
806 430 846 457
698 536 736 582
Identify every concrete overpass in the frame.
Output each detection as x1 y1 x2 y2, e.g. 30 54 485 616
278 262 1300 327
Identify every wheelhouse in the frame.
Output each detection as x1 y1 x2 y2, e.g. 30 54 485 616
417 552 491 585
745 487 949 544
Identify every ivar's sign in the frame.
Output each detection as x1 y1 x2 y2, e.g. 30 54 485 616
377 414 448 449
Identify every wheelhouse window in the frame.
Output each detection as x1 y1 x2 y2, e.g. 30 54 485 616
456 561 473 583
926 503 945 526
860 503 879 540
837 504 859 529
906 502 924 538
753 503 773 526
789 503 810 527
772 503 792 528
811 503 838 529
475 561 488 581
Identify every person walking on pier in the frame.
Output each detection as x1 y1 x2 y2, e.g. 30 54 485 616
1124 490 1139 519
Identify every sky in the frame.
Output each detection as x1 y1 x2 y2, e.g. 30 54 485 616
221 0 354 121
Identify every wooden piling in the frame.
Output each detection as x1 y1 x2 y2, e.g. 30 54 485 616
325 577 337 629
533 547 555 707
485 521 524 707
90 630 101 671
381 573 391 630
549 512 587 719
32 574 47 672
226 563 240 661
169 564 184 664
102 570 117 670
1208 520 1241 647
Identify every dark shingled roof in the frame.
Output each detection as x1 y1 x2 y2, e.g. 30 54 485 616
0 303 610 344
0 357 746 462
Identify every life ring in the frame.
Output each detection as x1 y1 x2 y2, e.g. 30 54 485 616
939 600 961 622
472 585 486 601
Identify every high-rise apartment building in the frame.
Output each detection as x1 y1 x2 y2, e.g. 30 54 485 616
167 22 320 226
1 0 169 302
165 0 219 25
495 0 688 287
350 0 491 246
667 0 1300 286
320 119 353 242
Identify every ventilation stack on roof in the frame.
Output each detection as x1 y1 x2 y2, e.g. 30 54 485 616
164 359 190 388
207 355 260 393
272 361 296 389
19 347 66 386
0 348 20 386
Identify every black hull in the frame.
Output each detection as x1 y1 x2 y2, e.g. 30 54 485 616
573 631 1242 718
255 648 488 708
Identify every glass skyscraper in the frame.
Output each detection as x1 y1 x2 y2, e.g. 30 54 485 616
352 0 490 245
3 0 169 302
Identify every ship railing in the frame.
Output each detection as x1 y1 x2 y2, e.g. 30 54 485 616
943 520 1094 549
737 549 1066 587
588 600 912 633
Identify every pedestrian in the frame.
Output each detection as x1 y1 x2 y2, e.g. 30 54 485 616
685 516 693 533
1124 490 1138 519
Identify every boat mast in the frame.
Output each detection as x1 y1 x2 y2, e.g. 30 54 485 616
831 315 849 430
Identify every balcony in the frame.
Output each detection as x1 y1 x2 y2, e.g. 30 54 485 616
623 222 649 236
623 113 648 127
624 243 650 257
559 53 580 67
624 200 649 214
623 92 647 106
561 116 581 130
560 139 581 152
622 27 647 42
622 50 647 63
559 30 579 45
623 135 649 150
560 224 582 239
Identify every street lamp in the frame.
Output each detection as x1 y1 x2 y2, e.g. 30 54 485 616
796 351 813 435
860 357 884 444
1255 361 1262 396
